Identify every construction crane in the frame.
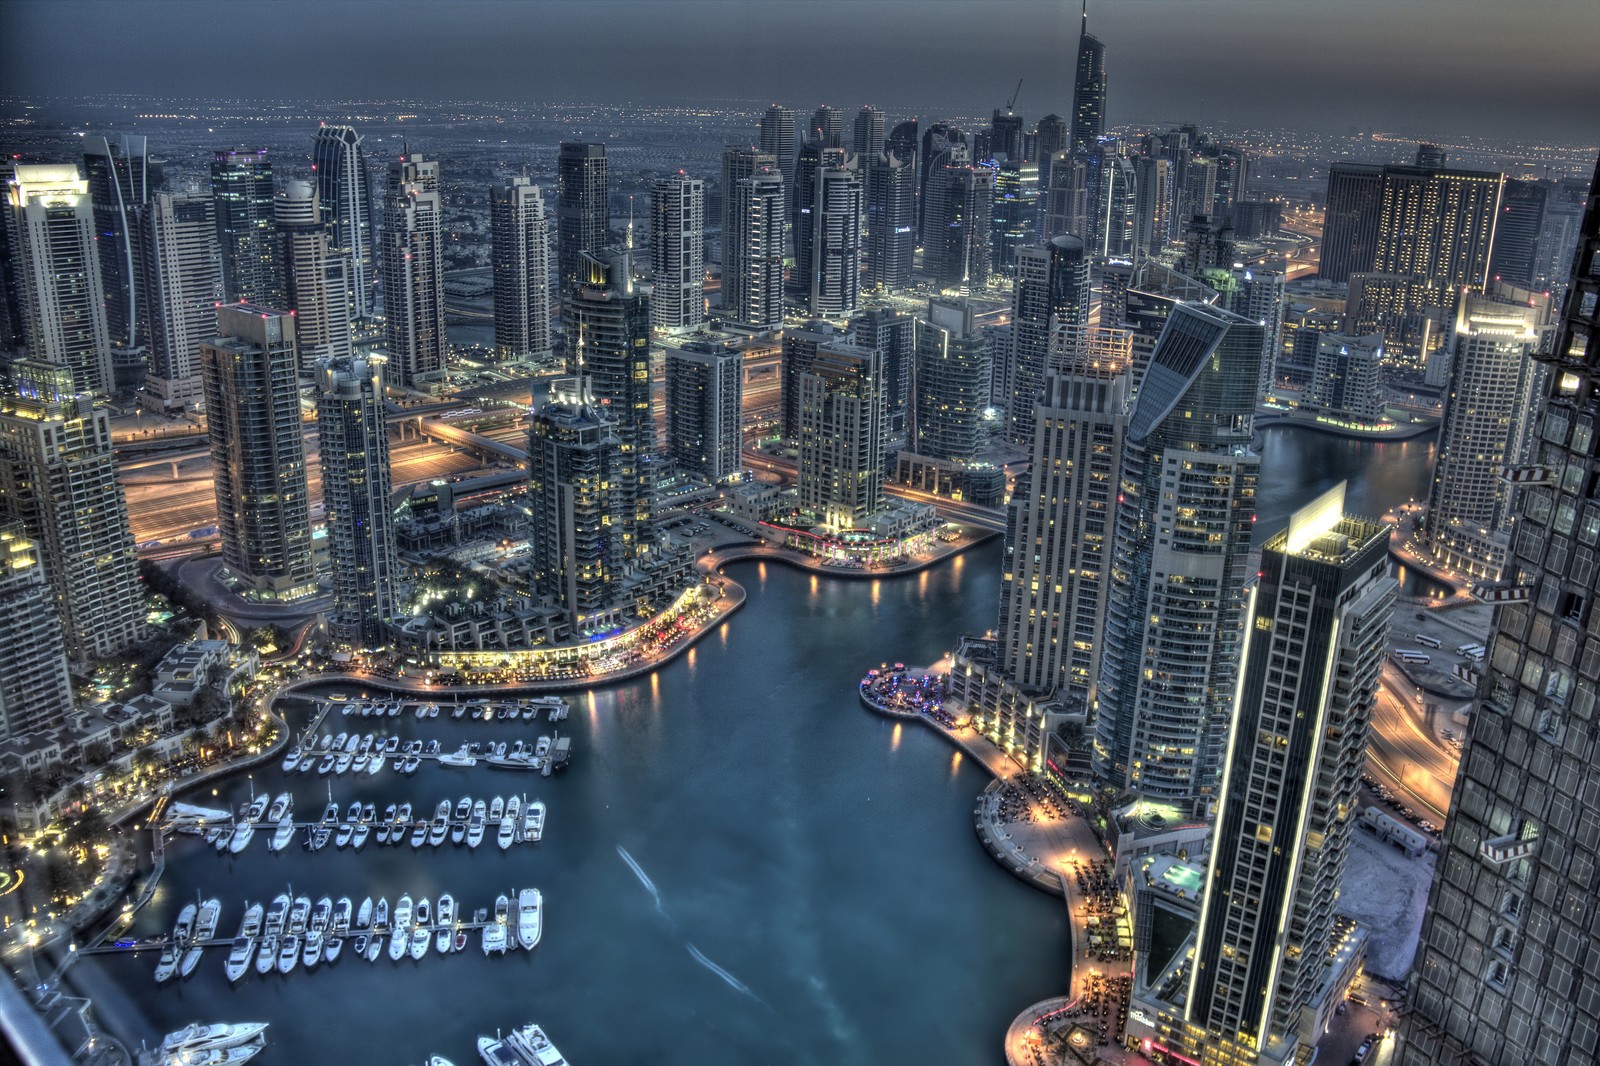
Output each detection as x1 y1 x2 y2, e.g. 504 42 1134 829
1006 79 1024 114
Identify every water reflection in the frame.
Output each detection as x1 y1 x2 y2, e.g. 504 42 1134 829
891 723 902 752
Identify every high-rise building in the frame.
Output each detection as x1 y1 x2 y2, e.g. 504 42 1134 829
1134 155 1176 256
1008 234 1091 444
314 355 398 647
809 105 842 148
275 179 351 368
1173 484 1394 1066
83 134 159 350
853 106 885 158
650 174 705 331
1211 145 1249 221
1183 215 1237 275
1096 150 1139 259
720 145 775 281
909 298 989 464
1071 2 1108 156
1307 332 1386 422
850 308 916 437
0 522 75 740
1042 152 1090 243
1323 160 1504 289
723 167 785 331
1397 154 1600 1066
528 374 623 625
489 176 552 363
5 165 114 395
1487 178 1547 288
1320 163 1384 285
666 343 743 484
1093 303 1264 807
782 321 836 442
0 160 25 357
991 159 1041 277
138 192 223 412
919 125 967 244
989 106 1025 164
808 164 863 318
797 342 885 529
1230 266 1287 395
380 153 446 388
998 329 1131 708
925 165 994 294
567 249 653 560
311 124 376 322
1417 290 1548 580
863 147 917 293
557 142 609 298
758 105 798 189
0 360 143 660
200 304 317 603
793 142 850 302
1035 114 1069 189
210 148 282 307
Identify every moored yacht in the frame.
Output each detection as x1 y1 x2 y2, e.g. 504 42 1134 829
269 815 295 852
507 1023 568 1066
281 748 303 773
435 894 456 953
498 795 520 850
265 793 291 822
466 800 486 848
224 902 263 982
516 888 542 951
181 898 220 978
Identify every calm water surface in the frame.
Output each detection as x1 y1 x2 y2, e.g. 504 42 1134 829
70 426 1438 1063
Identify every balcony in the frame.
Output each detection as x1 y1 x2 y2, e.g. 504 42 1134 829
1480 833 1538 867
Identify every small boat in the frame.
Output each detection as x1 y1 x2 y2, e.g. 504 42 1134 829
395 893 415 930
454 929 468 952
308 825 331 851
351 932 367 959
489 795 505 823
427 703 439 718
365 930 383 962
425 739 440 755
281 748 303 773
435 894 455 953
429 800 451 847
387 702 401 717
351 820 369 850
523 800 545 843
367 752 384 776
302 929 323 969
402 754 421 774
377 804 397 844
299 752 317 775
153 941 180 982
244 794 269 823
229 819 255 854
343 732 359 754
452 704 466 719
356 896 373 930
389 925 409 962
270 815 295 852
321 801 339 826
416 897 432 928
255 933 277 975
409 819 428 848
374 897 389 930
517 888 542 950
409 924 430 960
385 735 401 754
265 793 291 822
361 802 376 822
498 796 520 850
225 902 263 982
334 751 353 775
288 896 311 936
264 894 289 936
181 898 220 978
276 934 299 974
508 1024 567 1066
535 736 552 759
481 915 507 955
324 933 343 964
352 752 370 774
316 753 336 774
319 734 334 752
414 702 427 719
335 821 354 848
331 897 352 937
466 800 486 848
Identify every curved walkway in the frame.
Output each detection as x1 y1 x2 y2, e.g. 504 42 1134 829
699 526 997 581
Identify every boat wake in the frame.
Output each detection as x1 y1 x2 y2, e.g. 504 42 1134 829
616 845 664 913
687 943 768 1006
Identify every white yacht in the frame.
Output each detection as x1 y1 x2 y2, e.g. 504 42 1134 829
389 895 414 960
466 800 486 848
516 888 542 950
224 902 262 982
489 796 505 823
498 795 520 850
429 800 451 847
275 933 298 974
153 941 180 983
522 800 545 843
269 815 295 852
435 894 455 954
281 748 303 773
408 924 429 960
254 933 277 976
181 898 220 978
265 793 291 822
452 796 471 845
481 914 507 955
334 751 353 775
507 1024 568 1066
159 1022 269 1056
264 894 289 936
228 820 254 855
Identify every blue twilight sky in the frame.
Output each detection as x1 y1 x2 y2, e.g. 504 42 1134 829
1 0 1596 143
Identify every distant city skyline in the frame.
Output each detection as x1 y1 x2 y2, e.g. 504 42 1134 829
1 0 1596 145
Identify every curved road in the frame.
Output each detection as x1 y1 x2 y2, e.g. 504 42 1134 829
1368 666 1459 822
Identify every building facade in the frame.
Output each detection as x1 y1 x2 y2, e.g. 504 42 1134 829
82 134 158 350
557 142 609 298
311 124 376 322
275 179 351 368
380 153 446 388
650 174 705 331
210 148 282 307
722 167 784 332
797 343 885 529
666 343 743 484
138 192 223 412
1009 234 1091 444
489 176 552 362
909 298 990 464
0 522 75 740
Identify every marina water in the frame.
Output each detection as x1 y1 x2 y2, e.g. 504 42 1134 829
67 425 1436 1064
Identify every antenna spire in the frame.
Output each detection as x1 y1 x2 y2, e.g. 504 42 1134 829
626 196 635 250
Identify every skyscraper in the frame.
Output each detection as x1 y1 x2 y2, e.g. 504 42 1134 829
1134 155 1176 256
1042 152 1090 243
82 134 158 350
666 343 743 484
5 165 114 395
1323 161 1504 289
0 522 75 740
1093 303 1264 807
1229 266 1287 396
200 304 317 603
850 308 916 436
863 147 917 293
793 141 847 299
650 174 705 331
567 248 653 560
909 298 990 464
919 124 967 244
758 105 797 189
0 360 143 660
998 328 1131 708
1176 484 1394 1066
722 167 784 331
991 158 1041 277
809 105 843 148
210 148 282 307
1417 290 1548 580
720 145 775 281
314 355 398 647
808 164 863 318
1035 114 1069 189
1397 153 1600 1066
989 105 1025 164
797 342 885 529
275 179 351 368
528 374 623 626
853 106 885 158
1320 163 1384 285
490 176 552 362
138 192 223 412
1008 234 1091 444
380 153 446 388
311 124 376 322
1487 178 1547 288
1212 144 1249 221
781 320 836 442
924 164 994 294
1070 1 1108 156
557 143 609 298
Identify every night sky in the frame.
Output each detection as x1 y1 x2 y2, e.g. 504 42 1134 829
2 0 1596 142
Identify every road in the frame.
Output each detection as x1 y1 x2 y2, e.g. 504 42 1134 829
1367 664 1459 822
122 439 498 546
